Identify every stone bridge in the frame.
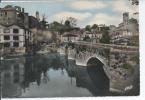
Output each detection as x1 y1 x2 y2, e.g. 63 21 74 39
58 41 139 94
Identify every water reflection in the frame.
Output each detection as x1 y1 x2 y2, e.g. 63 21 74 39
87 57 110 95
1 59 25 97
1 53 110 98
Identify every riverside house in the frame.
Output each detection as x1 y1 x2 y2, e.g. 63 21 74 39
0 24 26 54
0 5 34 55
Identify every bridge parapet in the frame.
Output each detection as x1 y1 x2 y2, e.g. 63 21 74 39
73 41 139 52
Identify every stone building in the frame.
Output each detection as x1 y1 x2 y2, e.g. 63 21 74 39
110 12 139 45
0 5 26 26
0 5 34 54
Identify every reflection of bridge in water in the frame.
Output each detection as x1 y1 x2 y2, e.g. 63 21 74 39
59 41 139 94
1 54 120 97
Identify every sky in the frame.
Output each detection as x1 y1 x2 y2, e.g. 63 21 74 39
0 0 138 28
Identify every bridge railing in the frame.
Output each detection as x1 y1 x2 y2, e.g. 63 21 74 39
72 41 139 51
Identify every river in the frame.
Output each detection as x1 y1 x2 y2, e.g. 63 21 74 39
1 53 118 98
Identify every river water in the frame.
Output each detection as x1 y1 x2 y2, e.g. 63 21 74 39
1 53 112 98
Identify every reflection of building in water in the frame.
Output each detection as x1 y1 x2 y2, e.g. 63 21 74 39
22 56 43 88
65 60 76 78
1 60 25 97
64 60 76 85
22 54 62 89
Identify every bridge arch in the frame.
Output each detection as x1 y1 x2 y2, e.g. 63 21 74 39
87 57 110 93
85 55 111 78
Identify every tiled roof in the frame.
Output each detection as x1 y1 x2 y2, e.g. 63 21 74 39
0 23 25 28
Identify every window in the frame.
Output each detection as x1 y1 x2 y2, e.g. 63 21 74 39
13 29 19 33
4 35 10 40
13 42 19 47
13 36 19 40
4 28 10 33
4 42 10 47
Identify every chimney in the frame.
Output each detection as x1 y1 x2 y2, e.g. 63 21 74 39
22 8 24 13
24 13 29 29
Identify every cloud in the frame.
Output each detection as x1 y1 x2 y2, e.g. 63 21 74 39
111 0 138 15
111 0 139 20
52 11 92 22
88 13 122 26
52 12 123 27
70 1 107 10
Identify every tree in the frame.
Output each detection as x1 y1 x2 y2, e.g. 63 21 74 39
49 21 64 33
100 30 110 44
85 25 91 32
49 17 78 34
40 14 48 29
60 17 78 33
66 17 77 27
64 20 71 31
129 0 139 5
64 20 71 27
91 24 98 29
127 36 139 46
129 18 138 24
91 24 98 33
52 21 61 26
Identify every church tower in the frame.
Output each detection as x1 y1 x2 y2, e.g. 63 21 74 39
123 12 129 25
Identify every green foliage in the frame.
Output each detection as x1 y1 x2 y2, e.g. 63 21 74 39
64 20 71 27
91 24 98 29
130 55 139 64
67 17 77 27
53 21 61 26
85 25 91 32
122 63 132 69
127 36 139 46
129 0 139 5
40 20 48 29
49 17 78 34
100 30 110 44
122 63 134 74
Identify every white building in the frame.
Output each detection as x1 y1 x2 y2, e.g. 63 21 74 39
62 32 80 42
83 31 93 38
0 24 27 53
